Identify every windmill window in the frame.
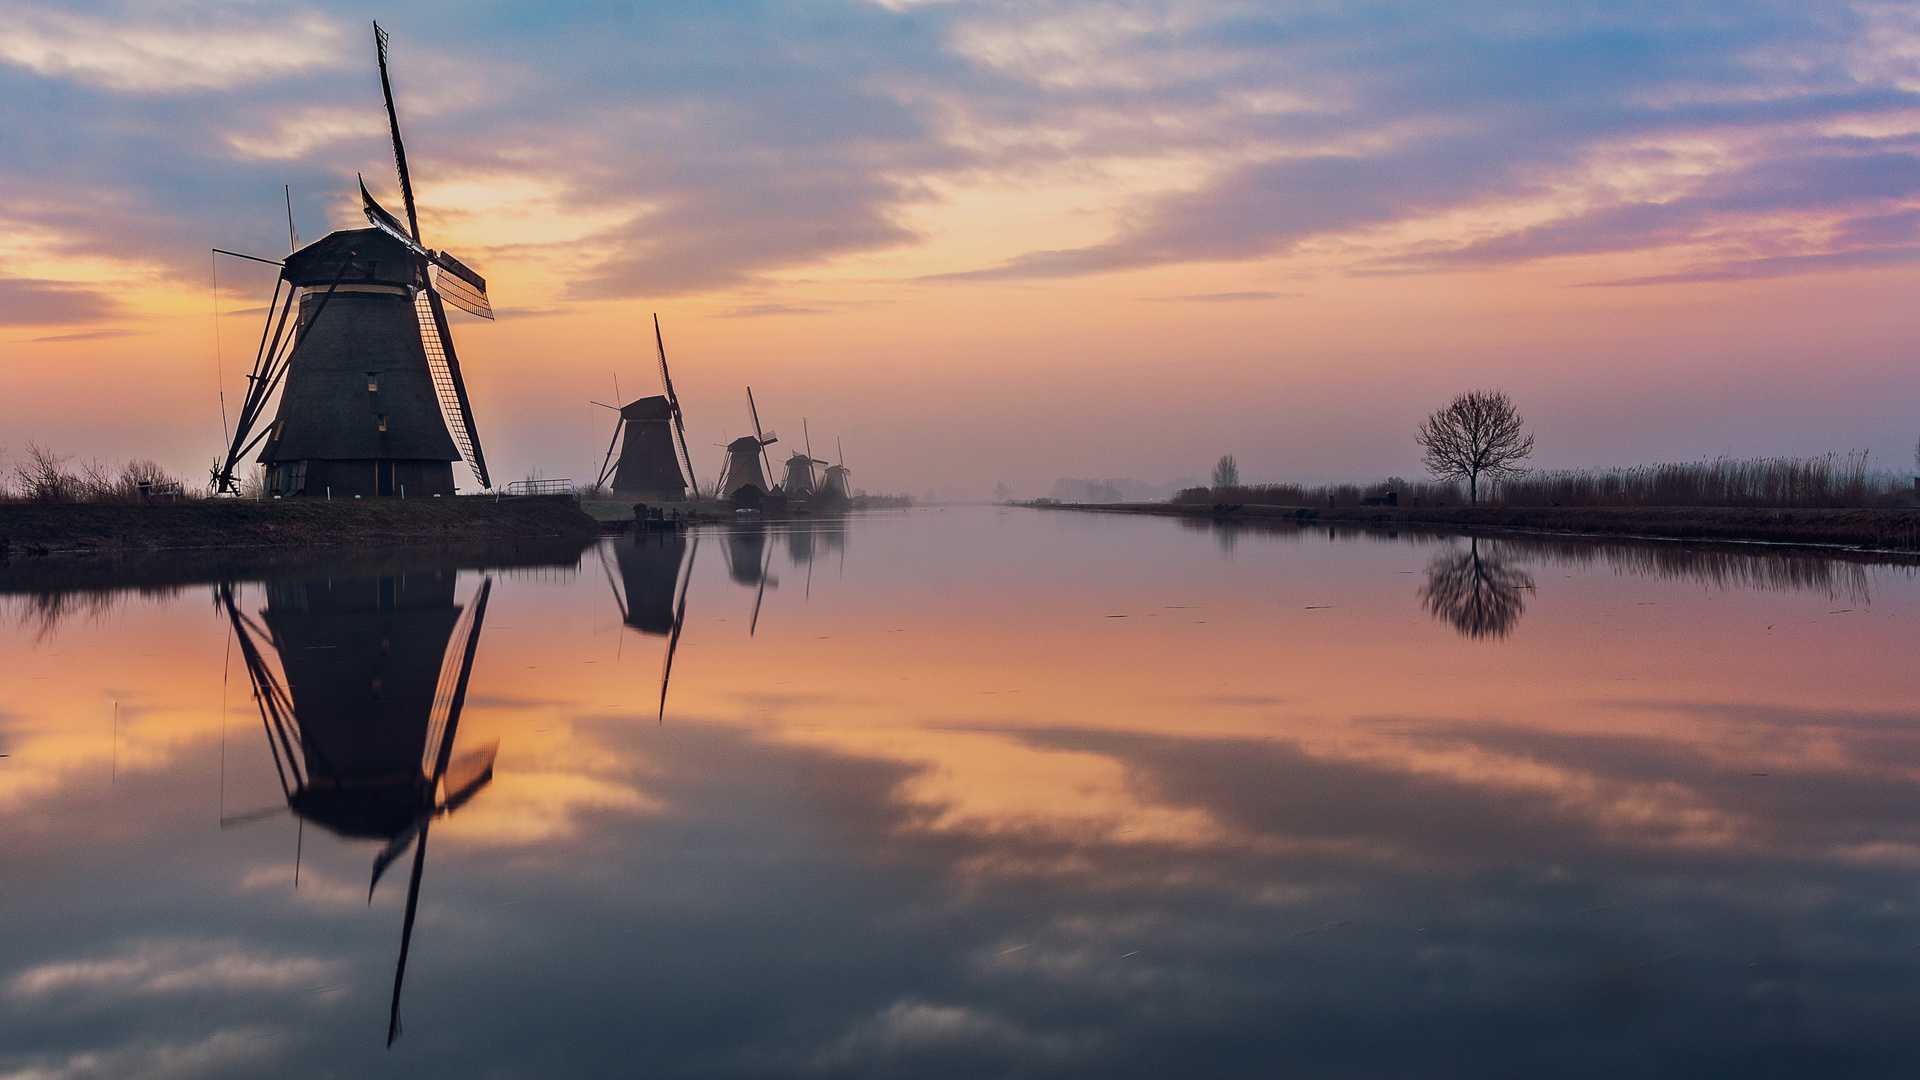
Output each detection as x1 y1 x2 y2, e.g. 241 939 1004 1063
366 373 379 392
376 414 388 432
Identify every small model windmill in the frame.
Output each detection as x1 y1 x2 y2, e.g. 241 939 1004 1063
714 388 779 502
211 22 492 497
221 573 497 1046
594 315 698 501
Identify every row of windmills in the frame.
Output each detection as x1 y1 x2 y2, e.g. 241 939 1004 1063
207 21 860 510
597 373 854 513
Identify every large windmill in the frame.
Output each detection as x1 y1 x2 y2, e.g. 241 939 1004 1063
714 388 778 503
211 22 492 497
221 572 497 1046
593 315 698 502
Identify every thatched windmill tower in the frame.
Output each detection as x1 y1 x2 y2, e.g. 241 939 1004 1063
594 315 698 501
714 388 778 503
222 571 496 1046
212 23 492 497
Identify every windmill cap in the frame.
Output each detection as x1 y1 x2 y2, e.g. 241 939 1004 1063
283 228 417 288
618 395 673 420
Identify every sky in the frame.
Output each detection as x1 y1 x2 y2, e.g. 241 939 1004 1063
3 0 1920 497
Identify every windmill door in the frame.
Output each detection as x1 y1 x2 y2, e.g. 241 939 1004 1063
376 460 396 497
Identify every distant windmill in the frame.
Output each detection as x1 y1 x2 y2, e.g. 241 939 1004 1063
781 419 828 499
594 316 698 502
221 572 497 1046
211 22 492 497
818 437 852 505
714 388 778 503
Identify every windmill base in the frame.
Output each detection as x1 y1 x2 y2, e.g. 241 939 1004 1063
267 459 459 498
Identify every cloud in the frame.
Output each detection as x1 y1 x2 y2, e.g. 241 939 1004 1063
8 940 340 1000
1157 290 1297 302
0 6 346 93
21 328 143 342
9 0 1920 305
0 1030 285 1080
0 278 122 327
225 106 387 160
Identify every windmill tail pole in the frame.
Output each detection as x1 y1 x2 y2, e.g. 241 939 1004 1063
597 417 622 491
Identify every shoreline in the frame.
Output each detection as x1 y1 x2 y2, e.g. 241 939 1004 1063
0 495 603 557
1033 501 1920 555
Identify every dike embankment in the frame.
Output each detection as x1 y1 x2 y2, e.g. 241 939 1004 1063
1040 501 1920 552
0 494 602 557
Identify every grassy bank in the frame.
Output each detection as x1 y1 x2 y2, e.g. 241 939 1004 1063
579 499 736 524
1043 501 1920 551
0 495 600 555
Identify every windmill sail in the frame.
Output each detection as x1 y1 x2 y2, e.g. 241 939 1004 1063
359 181 492 320
654 315 698 494
368 26 493 491
416 286 491 489
429 258 492 320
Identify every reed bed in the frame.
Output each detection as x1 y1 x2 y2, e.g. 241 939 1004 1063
1487 453 1903 509
1174 454 1912 511
1174 477 1463 508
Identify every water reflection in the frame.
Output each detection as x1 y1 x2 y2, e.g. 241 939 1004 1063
600 531 698 718
1420 537 1537 639
7 515 1920 1075
220 572 497 1046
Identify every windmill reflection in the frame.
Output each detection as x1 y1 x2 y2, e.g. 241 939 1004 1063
599 532 698 719
1419 538 1536 640
220 572 495 1047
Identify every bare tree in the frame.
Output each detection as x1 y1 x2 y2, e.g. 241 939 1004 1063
1415 389 1534 504
1212 454 1240 489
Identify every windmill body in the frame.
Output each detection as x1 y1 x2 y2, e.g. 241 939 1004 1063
819 464 852 502
782 451 824 498
605 396 688 502
721 436 775 499
257 230 461 499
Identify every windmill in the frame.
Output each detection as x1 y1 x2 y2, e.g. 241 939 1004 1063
221 571 497 1046
210 22 492 497
781 418 829 499
593 316 697 501
713 388 778 503
817 437 852 505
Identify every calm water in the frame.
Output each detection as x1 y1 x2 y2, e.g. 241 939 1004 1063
3 507 1919 1078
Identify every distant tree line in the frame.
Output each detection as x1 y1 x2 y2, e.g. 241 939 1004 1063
1191 388 1916 510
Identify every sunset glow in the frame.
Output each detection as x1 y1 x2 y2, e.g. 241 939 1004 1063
3 1 1918 498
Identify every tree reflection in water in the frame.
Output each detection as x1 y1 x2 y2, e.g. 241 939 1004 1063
1419 537 1535 639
